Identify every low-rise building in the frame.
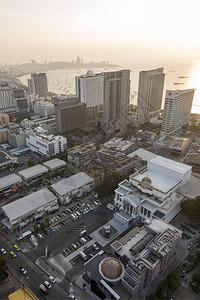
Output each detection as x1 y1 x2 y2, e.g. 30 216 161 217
21 116 56 134
0 148 18 168
18 164 48 183
103 138 135 155
0 173 23 194
67 142 96 168
0 114 9 125
1 188 58 230
25 127 67 157
43 158 67 171
34 100 55 117
85 219 181 300
50 172 94 205
8 129 26 148
152 135 192 160
0 127 9 143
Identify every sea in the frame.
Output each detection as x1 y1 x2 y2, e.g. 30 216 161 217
17 59 200 114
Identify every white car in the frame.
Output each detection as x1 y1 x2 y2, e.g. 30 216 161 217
44 280 51 289
49 276 56 283
20 267 27 275
1 248 6 254
69 294 77 300
93 243 99 250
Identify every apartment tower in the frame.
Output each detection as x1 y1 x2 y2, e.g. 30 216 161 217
103 70 130 136
161 89 195 135
137 68 165 123
28 73 48 97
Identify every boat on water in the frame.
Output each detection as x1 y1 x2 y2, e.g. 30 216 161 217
173 82 184 85
178 76 189 78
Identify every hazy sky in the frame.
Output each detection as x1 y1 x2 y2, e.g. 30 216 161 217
1 0 200 65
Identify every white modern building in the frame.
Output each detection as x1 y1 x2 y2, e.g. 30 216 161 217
114 154 200 227
161 89 195 135
34 100 55 117
1 188 58 230
50 172 94 205
137 68 165 124
75 71 103 120
28 73 48 97
25 127 67 157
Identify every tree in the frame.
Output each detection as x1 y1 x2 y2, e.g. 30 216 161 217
0 255 8 282
95 172 124 198
181 196 200 222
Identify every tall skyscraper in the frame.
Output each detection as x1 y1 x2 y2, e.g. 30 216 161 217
75 71 104 120
28 73 48 97
103 70 130 136
137 67 165 124
161 89 195 135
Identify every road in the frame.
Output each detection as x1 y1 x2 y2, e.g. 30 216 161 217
0 232 69 299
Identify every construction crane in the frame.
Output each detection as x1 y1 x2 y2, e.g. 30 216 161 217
86 146 89 174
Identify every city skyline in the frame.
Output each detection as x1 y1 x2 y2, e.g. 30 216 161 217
1 0 200 65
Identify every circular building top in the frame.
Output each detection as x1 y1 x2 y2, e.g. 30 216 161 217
99 258 124 283
142 176 152 183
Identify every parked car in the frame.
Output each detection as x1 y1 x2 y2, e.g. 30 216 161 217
49 275 56 283
0 248 6 254
69 294 77 300
20 267 27 275
44 280 51 289
93 243 99 250
50 227 55 232
39 284 48 295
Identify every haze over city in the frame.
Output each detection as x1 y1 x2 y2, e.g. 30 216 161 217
1 1 200 300
1 0 200 65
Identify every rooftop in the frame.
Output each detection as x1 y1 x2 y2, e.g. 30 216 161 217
0 149 16 164
128 148 156 161
43 158 66 170
18 164 48 180
155 135 191 151
2 188 57 222
149 156 191 175
0 173 22 190
51 172 93 196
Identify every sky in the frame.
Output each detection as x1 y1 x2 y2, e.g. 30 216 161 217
1 0 200 65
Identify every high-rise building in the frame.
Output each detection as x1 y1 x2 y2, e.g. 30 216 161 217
54 98 86 135
137 68 165 123
75 71 103 120
28 73 48 97
103 70 130 136
0 83 17 113
161 89 195 135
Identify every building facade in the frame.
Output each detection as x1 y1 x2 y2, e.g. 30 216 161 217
114 155 195 227
75 71 104 120
0 114 9 125
137 68 165 124
55 98 86 135
28 73 48 97
8 129 26 148
34 100 55 117
25 127 67 157
103 70 130 136
161 89 195 135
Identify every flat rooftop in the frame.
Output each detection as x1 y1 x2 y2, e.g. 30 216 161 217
133 170 181 193
161 193 183 212
128 148 156 161
149 156 191 175
178 175 200 199
0 149 15 163
43 158 66 170
18 164 48 180
2 188 57 222
155 135 191 151
0 173 22 190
